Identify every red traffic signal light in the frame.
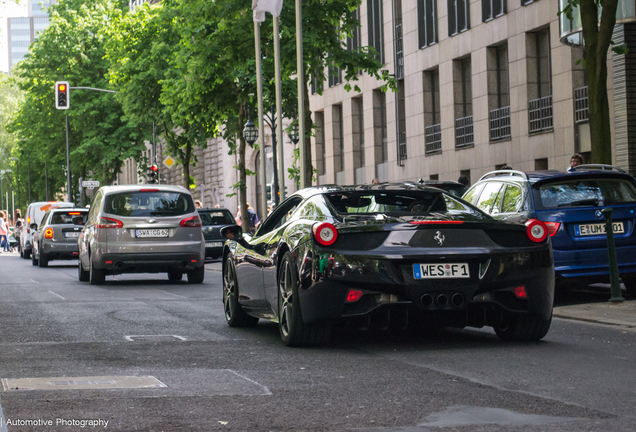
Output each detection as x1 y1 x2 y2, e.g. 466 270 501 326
55 81 70 110
150 165 158 172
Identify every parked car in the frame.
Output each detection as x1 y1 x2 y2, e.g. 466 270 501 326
220 184 555 347
20 201 74 259
77 185 205 285
198 208 235 260
462 165 636 297
31 208 88 267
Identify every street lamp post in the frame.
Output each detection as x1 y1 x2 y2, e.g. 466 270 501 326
263 105 280 206
287 121 300 191
9 157 19 211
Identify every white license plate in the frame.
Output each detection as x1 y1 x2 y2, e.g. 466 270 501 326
413 263 470 279
64 232 80 238
206 242 224 248
575 222 624 236
136 229 169 238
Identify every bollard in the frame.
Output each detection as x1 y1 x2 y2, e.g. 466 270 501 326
602 208 625 302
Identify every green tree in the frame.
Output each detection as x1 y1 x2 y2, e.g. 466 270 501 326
9 0 148 203
0 75 23 209
560 0 625 164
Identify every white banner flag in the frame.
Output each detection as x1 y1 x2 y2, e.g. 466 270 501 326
252 0 283 22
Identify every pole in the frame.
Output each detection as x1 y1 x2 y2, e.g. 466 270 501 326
269 109 279 206
66 114 72 203
255 21 267 219
295 0 306 189
274 16 286 202
602 208 625 302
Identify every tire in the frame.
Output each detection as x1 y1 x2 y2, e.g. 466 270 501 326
24 249 31 260
494 314 552 342
187 266 205 284
38 253 48 268
19 249 23 258
78 259 89 282
31 249 38 266
168 271 183 281
223 255 258 327
278 252 331 347
89 255 106 285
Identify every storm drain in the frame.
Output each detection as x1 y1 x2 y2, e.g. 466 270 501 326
124 335 187 342
2 376 166 391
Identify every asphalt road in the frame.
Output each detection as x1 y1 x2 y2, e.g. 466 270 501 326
0 253 635 431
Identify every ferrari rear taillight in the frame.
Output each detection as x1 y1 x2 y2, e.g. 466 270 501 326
544 221 561 237
525 219 548 243
513 286 528 299
312 222 338 246
346 289 363 303
96 217 123 229
44 228 54 239
180 216 202 227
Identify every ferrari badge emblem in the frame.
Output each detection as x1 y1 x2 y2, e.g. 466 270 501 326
434 231 445 246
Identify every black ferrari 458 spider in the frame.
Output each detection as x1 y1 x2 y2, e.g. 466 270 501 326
221 184 554 346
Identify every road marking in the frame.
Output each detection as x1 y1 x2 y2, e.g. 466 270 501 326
124 335 188 342
48 291 65 300
30 279 40 284
227 370 272 395
157 290 188 299
2 376 166 391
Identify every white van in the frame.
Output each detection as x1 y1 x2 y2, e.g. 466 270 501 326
20 201 73 259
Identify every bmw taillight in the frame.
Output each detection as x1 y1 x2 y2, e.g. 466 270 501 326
544 221 561 237
44 228 54 239
96 217 123 229
525 219 548 243
180 216 202 227
312 222 338 246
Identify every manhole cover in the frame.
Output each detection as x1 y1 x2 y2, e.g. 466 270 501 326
2 376 166 391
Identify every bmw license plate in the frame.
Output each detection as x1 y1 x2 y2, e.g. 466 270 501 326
575 222 624 236
136 229 169 238
413 263 470 279
64 232 80 238
206 241 224 248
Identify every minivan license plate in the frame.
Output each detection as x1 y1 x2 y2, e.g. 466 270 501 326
575 222 624 236
136 229 169 238
413 263 470 279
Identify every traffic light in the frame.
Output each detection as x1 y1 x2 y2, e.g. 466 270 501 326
55 81 70 110
147 165 158 184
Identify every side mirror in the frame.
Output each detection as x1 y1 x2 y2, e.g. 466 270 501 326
220 225 242 241
30 223 38 230
72 216 85 226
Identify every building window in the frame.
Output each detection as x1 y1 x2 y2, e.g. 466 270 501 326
347 8 361 51
424 69 442 154
430 174 439 180
314 111 325 181
527 28 553 133
367 0 385 63
373 89 388 182
394 0 404 80
460 169 471 184
448 0 470 36
454 56 473 148
311 73 323 95
482 0 506 22
328 59 342 87
352 97 366 184
396 80 407 163
333 104 345 183
418 0 437 48
521 0 535 5
535 158 548 171
488 43 511 141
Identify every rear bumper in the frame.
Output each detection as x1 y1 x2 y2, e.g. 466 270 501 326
296 245 555 325
554 245 636 279
95 252 204 274
42 241 79 260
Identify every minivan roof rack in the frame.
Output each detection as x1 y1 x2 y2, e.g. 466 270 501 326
478 170 528 182
569 164 626 173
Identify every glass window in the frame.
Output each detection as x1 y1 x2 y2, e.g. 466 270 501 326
50 211 87 225
448 0 470 36
482 0 506 22
492 187 505 215
501 185 523 213
367 0 384 63
475 182 504 213
199 210 234 226
535 178 636 209
462 183 485 205
326 191 449 214
103 191 194 217
256 197 303 237
418 0 438 48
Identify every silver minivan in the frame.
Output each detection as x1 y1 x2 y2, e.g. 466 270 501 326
77 185 205 285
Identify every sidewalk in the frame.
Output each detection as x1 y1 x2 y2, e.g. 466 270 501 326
554 300 636 328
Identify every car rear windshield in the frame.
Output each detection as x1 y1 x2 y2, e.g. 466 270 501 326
50 211 87 225
535 177 636 209
104 191 195 217
325 191 475 215
200 211 234 225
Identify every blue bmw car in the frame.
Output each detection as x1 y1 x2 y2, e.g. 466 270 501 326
463 165 636 297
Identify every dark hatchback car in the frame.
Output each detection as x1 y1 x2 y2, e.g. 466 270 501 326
31 208 89 267
199 208 235 260
220 184 554 347
463 166 636 296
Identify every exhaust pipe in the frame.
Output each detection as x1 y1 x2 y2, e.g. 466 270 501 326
181 261 189 269
451 293 465 307
115 262 124 269
437 294 449 306
421 294 434 307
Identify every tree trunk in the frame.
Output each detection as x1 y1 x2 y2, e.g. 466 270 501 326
237 105 249 230
302 70 314 186
580 0 619 165
183 140 192 189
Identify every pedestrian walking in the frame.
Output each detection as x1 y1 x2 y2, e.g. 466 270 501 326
569 153 584 169
0 211 8 253
13 209 23 253
195 200 202 209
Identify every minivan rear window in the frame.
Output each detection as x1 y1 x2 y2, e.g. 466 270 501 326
199 211 234 226
50 211 87 225
104 192 194 217
535 178 636 209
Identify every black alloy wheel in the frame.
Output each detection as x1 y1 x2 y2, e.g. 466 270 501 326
31 247 38 266
168 271 183 281
89 254 106 285
78 259 89 282
38 252 48 268
278 252 331 347
187 266 205 284
494 314 552 342
223 255 258 327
